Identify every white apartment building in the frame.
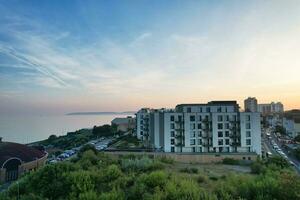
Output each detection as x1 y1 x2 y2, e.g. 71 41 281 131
244 97 258 112
136 101 261 155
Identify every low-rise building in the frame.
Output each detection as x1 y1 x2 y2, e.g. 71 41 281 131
136 101 261 155
283 110 300 138
111 116 135 132
0 139 48 184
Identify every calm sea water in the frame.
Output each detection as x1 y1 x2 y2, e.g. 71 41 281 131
0 114 133 144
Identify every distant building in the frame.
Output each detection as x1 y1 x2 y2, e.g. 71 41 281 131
258 104 272 116
111 116 135 132
271 102 284 113
0 139 48 184
258 102 284 116
283 110 300 138
136 101 261 155
244 97 258 112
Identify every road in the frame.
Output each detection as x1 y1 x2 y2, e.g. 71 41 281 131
262 128 300 174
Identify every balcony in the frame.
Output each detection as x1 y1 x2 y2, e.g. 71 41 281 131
202 143 210 147
202 118 211 124
229 134 240 139
231 141 241 146
175 120 183 124
175 142 183 147
175 134 183 139
202 134 212 139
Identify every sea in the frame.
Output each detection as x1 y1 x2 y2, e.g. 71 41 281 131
0 114 134 144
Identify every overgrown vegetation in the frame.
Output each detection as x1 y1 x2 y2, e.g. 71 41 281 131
37 125 116 150
1 149 299 200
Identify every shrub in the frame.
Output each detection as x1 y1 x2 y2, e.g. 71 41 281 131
222 158 239 165
209 176 219 181
180 167 198 174
266 156 289 169
251 161 266 174
158 156 175 164
197 175 208 184
142 171 168 188
121 156 164 172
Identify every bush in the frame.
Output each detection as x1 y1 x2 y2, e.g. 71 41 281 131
197 175 208 184
222 158 239 165
267 156 289 169
158 156 175 164
251 161 266 174
121 156 164 172
180 167 198 174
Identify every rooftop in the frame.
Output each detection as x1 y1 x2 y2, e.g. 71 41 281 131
0 142 46 167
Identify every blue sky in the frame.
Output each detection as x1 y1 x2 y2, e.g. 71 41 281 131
1 0 300 115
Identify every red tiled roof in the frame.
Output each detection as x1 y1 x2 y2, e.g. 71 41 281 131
0 142 46 167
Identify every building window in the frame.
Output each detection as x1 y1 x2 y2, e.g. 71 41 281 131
218 131 223 137
218 123 223 129
190 131 196 138
171 147 175 152
198 139 202 145
246 123 251 129
246 139 251 145
198 115 202 121
219 147 223 152
246 131 251 137
187 107 191 113
218 139 223 145
190 139 196 145
225 131 229 137
198 131 202 137
197 123 202 129
171 131 175 137
246 115 251 121
190 123 196 130
190 115 195 121
198 147 202 152
225 115 229 121
218 115 223 122
192 147 196 152
171 139 175 145
170 116 174 121
178 116 182 121
225 139 229 145
199 107 202 112
225 123 230 129
217 107 222 112
171 123 175 129
206 107 211 112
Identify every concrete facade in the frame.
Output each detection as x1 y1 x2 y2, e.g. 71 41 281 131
136 101 262 155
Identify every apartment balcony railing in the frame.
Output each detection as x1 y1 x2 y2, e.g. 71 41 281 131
202 143 210 147
202 118 211 124
175 120 184 124
202 134 212 139
231 141 241 146
175 134 183 139
175 127 184 131
175 142 183 147
229 134 240 139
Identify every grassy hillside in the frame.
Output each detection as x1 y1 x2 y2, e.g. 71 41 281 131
1 147 299 200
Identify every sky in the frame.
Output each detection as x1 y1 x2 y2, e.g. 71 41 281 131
0 0 300 115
